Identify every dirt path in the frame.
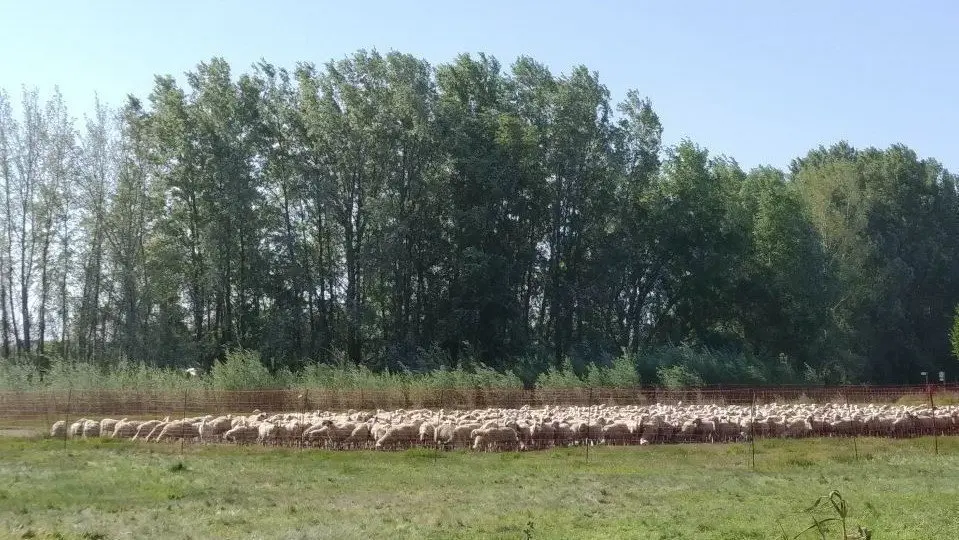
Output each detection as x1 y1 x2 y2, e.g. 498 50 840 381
0 428 41 438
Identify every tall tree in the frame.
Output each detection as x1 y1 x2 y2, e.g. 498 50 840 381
10 88 46 355
793 143 959 382
35 88 76 356
0 90 17 356
75 99 115 361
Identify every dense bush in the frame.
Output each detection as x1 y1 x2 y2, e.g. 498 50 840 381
0 344 829 393
211 349 291 390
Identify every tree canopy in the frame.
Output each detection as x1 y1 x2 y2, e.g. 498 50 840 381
1 50 957 386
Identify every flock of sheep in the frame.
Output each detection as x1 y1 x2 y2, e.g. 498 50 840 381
49 402 959 451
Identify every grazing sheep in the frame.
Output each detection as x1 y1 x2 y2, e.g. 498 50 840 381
132 420 162 441
345 423 373 448
507 422 533 450
155 420 200 442
199 416 233 442
98 418 119 438
471 427 519 451
554 423 577 446
68 419 88 438
529 422 556 449
257 422 279 445
112 420 142 439
375 423 420 450
223 425 259 444
50 420 66 438
73 401 959 453
419 422 436 444
601 423 632 445
697 419 717 443
81 420 101 438
282 420 309 442
143 421 168 442
448 423 482 449
303 422 355 448
784 418 812 438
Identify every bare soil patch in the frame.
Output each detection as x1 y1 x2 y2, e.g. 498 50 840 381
0 427 41 437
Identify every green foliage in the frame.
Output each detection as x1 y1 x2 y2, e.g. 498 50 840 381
793 143 959 382
636 344 814 388
657 365 706 390
0 357 206 392
591 354 642 387
534 354 641 388
951 305 959 362
0 360 39 391
295 361 524 391
535 358 585 389
210 349 278 390
423 364 523 389
779 491 872 540
0 343 836 392
1 54 957 386
296 362 400 391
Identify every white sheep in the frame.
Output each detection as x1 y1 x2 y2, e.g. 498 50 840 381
471 427 519 451
71 401 959 452
155 420 200 442
68 418 88 438
81 419 101 438
375 423 420 450
50 420 66 438
345 423 373 448
132 420 163 441
601 423 631 445
99 418 119 438
418 422 436 444
142 421 168 442
199 416 233 442
257 422 279 445
112 419 142 439
223 425 259 444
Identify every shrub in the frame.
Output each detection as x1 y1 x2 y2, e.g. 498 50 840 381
602 354 641 387
0 360 38 391
657 364 705 389
535 358 584 389
210 349 277 390
951 304 959 362
779 490 872 539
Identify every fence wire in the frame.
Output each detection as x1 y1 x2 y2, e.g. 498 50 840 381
4 384 957 453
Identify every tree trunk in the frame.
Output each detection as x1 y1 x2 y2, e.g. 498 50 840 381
0 279 9 357
37 222 52 356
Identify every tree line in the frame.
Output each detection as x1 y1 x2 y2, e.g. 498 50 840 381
1 50 957 387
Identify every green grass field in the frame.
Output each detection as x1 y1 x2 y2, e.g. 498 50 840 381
0 437 957 539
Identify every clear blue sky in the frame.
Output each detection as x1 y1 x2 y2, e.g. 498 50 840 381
1 0 956 171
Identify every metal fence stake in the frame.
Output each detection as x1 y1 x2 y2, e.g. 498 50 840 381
181 388 188 455
750 391 756 471
929 385 938 456
63 387 72 451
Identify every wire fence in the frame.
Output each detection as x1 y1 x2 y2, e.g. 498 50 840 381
4 384 958 459
2 384 957 422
